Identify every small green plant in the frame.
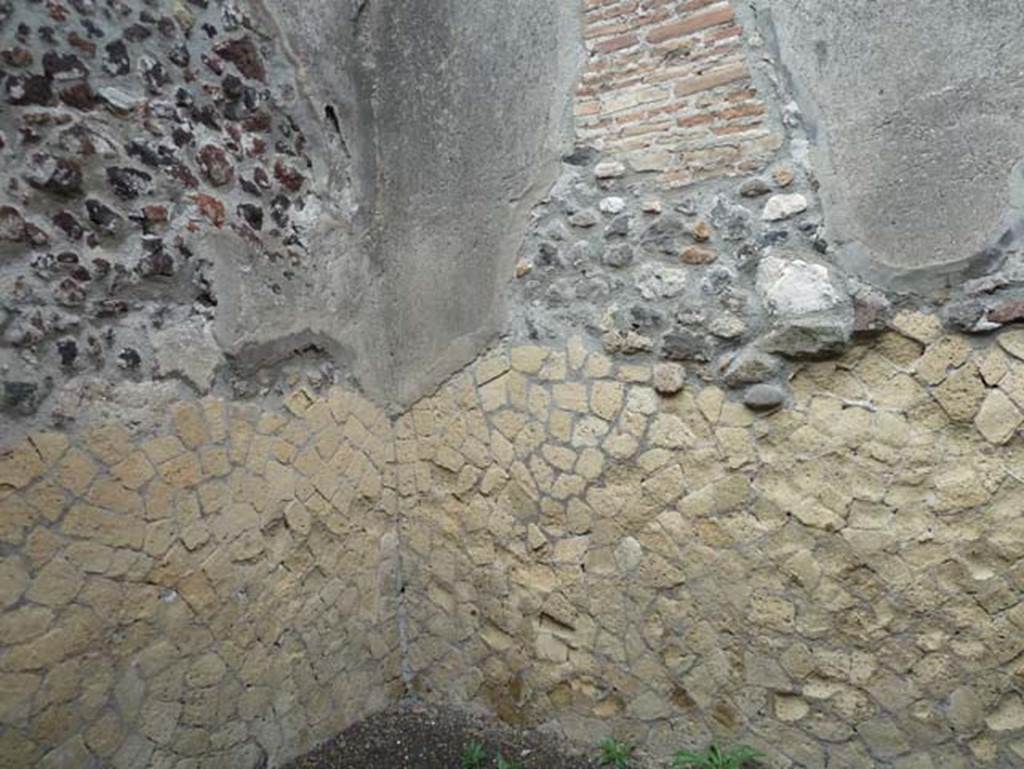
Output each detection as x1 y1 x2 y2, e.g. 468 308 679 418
673 744 765 769
598 737 635 769
460 740 487 769
495 752 522 769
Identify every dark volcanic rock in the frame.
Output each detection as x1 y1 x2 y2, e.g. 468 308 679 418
26 154 83 196
106 167 153 199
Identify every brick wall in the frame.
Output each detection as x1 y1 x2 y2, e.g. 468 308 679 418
576 0 781 186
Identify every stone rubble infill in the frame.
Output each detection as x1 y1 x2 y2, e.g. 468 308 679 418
0 0 323 422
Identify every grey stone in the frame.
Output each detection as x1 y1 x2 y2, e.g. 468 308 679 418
152 319 224 392
851 285 892 332
635 264 687 300
757 255 847 315
640 216 686 255
599 196 627 214
710 196 753 241
722 348 783 387
661 329 712 362
708 312 747 340
942 300 995 333
98 86 146 114
569 209 599 228
603 244 634 269
762 194 809 222
760 315 853 358
744 384 787 410
604 214 630 238
569 240 601 266
755 256 854 356
563 145 598 166
595 161 626 179
740 178 772 197
2 381 42 415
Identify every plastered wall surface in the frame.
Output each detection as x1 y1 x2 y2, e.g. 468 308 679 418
758 0 1024 286
3 0 1024 767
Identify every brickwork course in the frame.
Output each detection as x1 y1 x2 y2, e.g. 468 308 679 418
575 0 780 186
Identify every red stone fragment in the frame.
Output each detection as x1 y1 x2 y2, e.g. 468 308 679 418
0 47 33 67
197 144 235 187
274 160 305 192
989 300 1024 324
195 194 226 228
214 36 266 81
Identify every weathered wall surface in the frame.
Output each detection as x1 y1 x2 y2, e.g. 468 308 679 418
365 0 583 405
400 328 1024 768
0 0 371 438
399 1 1024 766
756 0 1024 289
5 0 1024 767
0 0 582 432
0 387 400 769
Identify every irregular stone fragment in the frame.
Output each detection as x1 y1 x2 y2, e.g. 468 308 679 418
599 196 626 214
680 245 716 265
974 389 1023 444
721 348 782 387
661 329 711 362
653 363 685 394
197 145 234 187
740 178 771 197
98 86 144 113
989 299 1024 324
999 329 1024 360
215 36 266 81
106 167 152 199
986 695 1024 732
0 205 27 242
151 320 223 392
744 384 786 411
762 194 808 221
757 255 853 358
614 536 642 573
636 264 687 299
25 154 82 196
595 161 626 179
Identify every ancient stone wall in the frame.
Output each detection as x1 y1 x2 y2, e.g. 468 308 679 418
397 0 1024 765
399 330 1024 768
4 0 1024 768
0 387 400 768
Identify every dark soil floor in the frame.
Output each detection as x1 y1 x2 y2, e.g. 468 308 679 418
282 702 599 769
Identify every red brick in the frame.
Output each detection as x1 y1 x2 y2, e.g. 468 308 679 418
646 4 735 44
677 113 714 128
673 61 749 97
712 122 763 136
594 33 638 54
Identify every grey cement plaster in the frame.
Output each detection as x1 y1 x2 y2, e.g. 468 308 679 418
758 0 1024 291
263 0 583 407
